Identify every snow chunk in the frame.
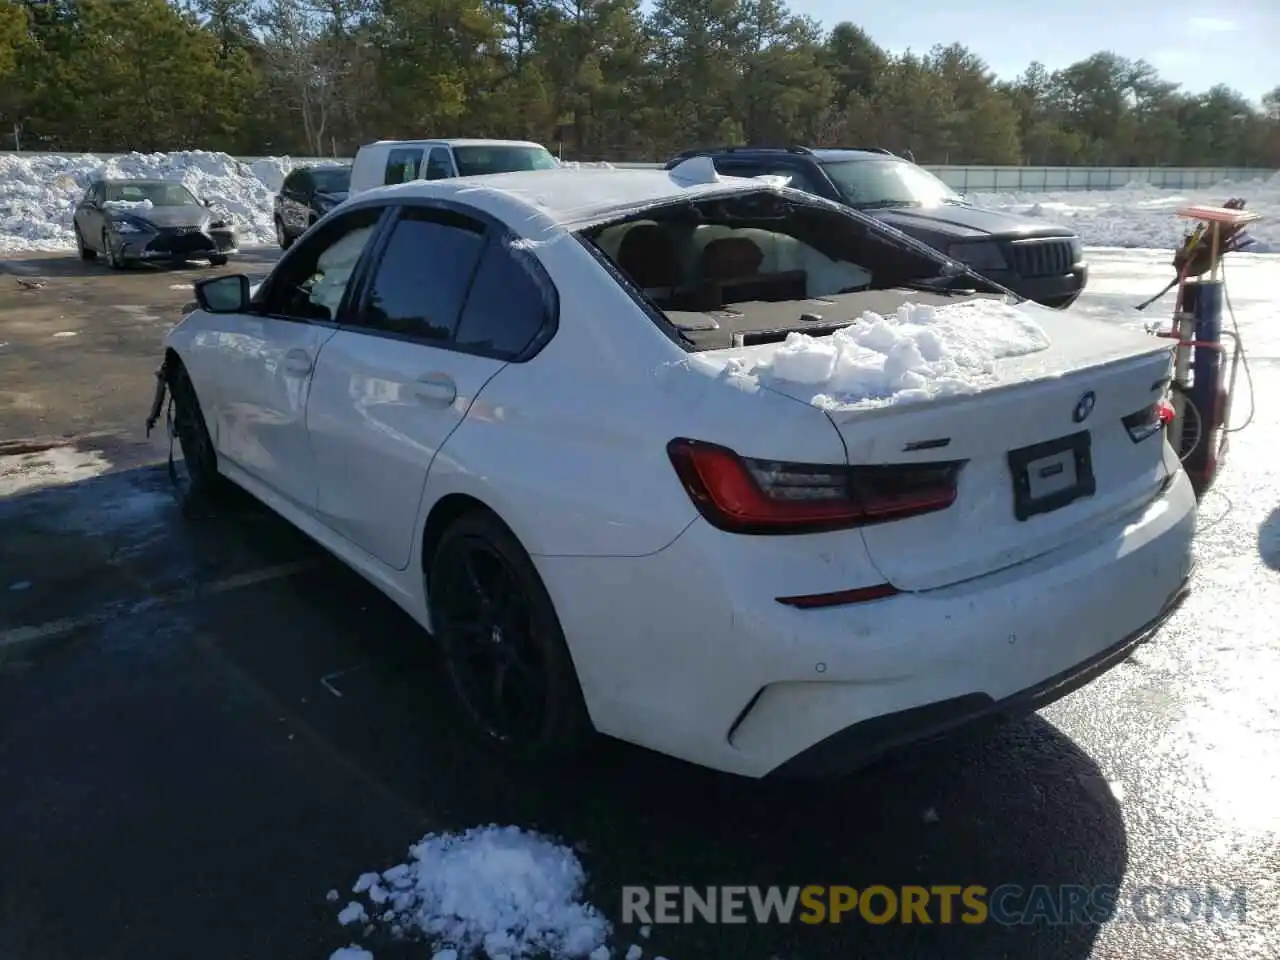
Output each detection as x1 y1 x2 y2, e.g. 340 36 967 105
330 948 373 960
710 298 1050 411
335 825 610 958
338 902 368 926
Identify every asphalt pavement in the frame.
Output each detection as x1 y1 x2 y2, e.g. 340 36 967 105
0 247 1276 960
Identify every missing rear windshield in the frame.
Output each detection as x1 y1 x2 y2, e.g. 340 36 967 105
578 191 998 351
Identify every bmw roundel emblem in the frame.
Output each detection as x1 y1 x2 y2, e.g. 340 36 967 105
1073 390 1096 423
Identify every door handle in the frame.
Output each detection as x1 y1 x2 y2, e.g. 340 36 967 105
412 373 457 405
281 349 313 376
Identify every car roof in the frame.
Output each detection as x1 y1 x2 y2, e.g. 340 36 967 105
365 138 548 149
349 166 775 235
809 148 895 162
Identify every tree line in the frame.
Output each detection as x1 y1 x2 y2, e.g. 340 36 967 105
1 0 1277 168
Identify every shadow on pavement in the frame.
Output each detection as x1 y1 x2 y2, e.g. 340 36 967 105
0 463 1127 960
1259 505 1280 571
0 246 281 279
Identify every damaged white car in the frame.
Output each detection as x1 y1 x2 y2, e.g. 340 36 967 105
147 159 1196 778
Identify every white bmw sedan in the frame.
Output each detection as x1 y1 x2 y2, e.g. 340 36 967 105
154 160 1196 779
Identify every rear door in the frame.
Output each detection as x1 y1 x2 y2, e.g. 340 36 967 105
74 181 106 246
305 202 557 569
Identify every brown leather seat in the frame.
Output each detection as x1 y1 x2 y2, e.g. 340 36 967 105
701 237 764 282
615 224 682 290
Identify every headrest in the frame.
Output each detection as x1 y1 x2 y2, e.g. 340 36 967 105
701 237 764 280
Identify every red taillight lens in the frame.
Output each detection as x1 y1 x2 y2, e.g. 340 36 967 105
1123 402 1173 443
666 438 965 535
776 583 901 608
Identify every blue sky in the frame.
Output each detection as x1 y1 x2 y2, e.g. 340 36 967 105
791 0 1279 103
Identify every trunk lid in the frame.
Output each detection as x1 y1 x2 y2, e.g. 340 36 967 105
706 303 1176 591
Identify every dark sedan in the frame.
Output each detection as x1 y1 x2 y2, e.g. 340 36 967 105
664 146 1088 308
273 164 351 249
72 179 237 269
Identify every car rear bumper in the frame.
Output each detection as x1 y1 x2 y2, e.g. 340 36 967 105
536 466 1196 779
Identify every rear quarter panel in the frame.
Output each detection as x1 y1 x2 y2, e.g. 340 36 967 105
419 234 849 559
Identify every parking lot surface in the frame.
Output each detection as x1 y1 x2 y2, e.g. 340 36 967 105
1 248 1278 960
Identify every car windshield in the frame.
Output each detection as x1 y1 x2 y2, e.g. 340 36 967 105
452 145 558 177
310 167 351 193
102 182 200 207
820 159 962 210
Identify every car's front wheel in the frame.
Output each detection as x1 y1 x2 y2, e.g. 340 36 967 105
102 229 124 270
428 510 591 763
165 357 225 503
209 253 229 267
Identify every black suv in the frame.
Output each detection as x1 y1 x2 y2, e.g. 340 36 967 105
273 164 352 249
664 146 1087 308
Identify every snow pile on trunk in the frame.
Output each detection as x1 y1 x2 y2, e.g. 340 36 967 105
706 298 1052 410
973 172 1280 253
332 825 612 959
0 151 336 253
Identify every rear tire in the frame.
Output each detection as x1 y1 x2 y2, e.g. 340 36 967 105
209 254 229 267
428 510 592 764
75 224 96 261
274 216 293 250
165 358 226 505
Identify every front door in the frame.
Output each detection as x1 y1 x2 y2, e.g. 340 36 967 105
205 204 389 509
306 203 556 569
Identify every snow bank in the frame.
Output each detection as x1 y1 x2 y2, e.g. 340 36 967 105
2 151 1276 254
973 173 1280 253
0 151 340 253
331 825 612 959
706 298 1051 411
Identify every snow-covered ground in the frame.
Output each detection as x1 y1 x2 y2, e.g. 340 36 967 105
0 150 1276 255
970 176 1280 253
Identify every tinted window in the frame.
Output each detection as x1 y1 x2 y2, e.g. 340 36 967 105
102 182 200 207
384 148 424 186
310 166 351 193
358 208 485 341
425 148 453 180
259 206 385 321
821 159 960 209
455 236 555 359
716 160 821 194
452 145 557 176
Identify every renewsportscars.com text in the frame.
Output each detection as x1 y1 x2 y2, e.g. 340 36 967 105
621 884 1250 926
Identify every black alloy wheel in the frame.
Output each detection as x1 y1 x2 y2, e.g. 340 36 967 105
429 511 590 762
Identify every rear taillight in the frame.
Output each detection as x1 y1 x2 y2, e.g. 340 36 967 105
1123 400 1174 443
666 438 966 535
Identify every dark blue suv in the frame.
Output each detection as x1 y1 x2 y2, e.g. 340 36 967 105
664 146 1087 309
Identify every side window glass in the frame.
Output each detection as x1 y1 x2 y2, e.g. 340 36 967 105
455 235 555 359
88 182 104 203
259 206 384 321
358 207 485 341
384 148 424 185
425 149 453 180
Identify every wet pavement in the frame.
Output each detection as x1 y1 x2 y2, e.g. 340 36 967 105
0 247 1277 960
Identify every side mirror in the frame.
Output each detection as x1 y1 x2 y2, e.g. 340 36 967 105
195 273 251 313
202 198 213 207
